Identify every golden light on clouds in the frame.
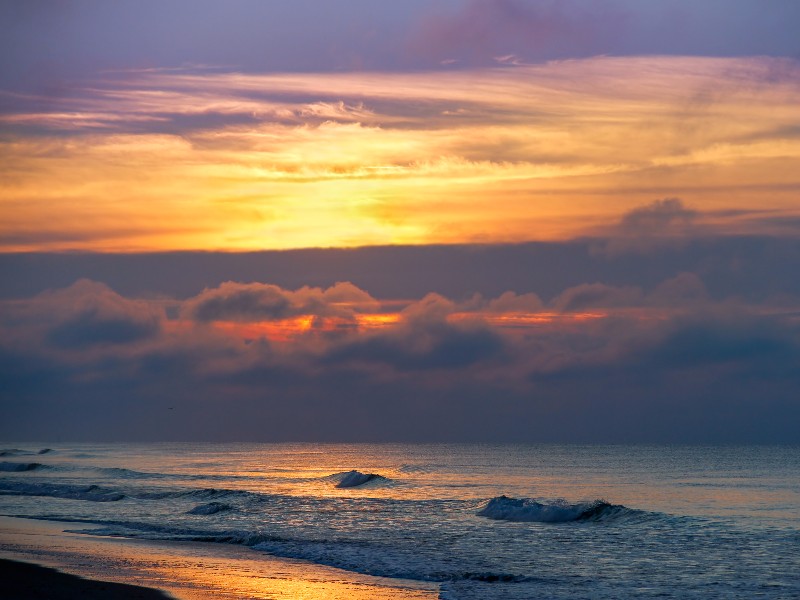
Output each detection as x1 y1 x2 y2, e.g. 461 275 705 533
1 56 798 251
188 309 616 346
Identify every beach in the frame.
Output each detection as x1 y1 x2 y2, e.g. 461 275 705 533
1 443 798 599
0 516 438 600
0 558 170 600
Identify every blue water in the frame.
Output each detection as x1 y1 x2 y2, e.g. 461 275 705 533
1 443 798 598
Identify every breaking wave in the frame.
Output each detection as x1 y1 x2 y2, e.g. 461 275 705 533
477 496 635 523
328 470 389 488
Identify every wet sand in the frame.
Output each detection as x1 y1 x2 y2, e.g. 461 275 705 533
0 558 172 599
0 516 439 600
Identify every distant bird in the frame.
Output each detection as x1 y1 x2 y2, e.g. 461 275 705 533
168 407 174 410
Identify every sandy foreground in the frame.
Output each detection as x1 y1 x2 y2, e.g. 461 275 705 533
0 558 171 599
0 516 439 599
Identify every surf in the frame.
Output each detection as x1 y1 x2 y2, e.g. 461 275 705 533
477 495 637 523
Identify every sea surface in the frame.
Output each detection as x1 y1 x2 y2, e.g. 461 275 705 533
1 443 798 599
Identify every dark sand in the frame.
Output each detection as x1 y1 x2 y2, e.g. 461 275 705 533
0 558 172 599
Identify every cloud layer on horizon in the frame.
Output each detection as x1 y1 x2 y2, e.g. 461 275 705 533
2 265 798 443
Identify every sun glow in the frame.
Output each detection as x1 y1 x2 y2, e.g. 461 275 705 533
190 310 612 344
1 56 799 251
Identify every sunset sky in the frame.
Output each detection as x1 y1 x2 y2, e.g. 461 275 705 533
1 1 799 442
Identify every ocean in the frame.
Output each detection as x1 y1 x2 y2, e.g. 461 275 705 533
1 443 798 599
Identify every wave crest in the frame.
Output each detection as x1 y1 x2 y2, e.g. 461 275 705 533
477 495 632 523
329 470 389 488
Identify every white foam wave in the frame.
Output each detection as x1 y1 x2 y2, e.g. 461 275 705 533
331 470 387 488
477 496 628 523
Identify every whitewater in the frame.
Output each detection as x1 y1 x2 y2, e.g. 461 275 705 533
0 443 798 599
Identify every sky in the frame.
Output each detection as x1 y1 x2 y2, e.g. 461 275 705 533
1 1 799 442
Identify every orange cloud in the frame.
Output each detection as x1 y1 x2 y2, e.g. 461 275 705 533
2 56 799 251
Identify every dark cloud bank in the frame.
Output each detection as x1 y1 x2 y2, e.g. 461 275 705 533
3 233 799 302
1 234 799 444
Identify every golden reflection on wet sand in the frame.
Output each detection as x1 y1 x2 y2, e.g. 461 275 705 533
0 516 438 600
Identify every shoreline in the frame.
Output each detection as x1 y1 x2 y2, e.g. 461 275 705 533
0 515 439 600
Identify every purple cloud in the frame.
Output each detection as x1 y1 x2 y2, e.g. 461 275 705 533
4 279 164 350
183 281 378 323
410 0 624 67
2 263 799 442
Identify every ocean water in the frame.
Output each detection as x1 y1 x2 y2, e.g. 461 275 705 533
1 443 798 599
